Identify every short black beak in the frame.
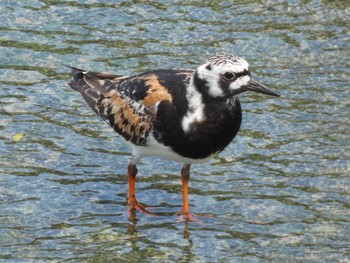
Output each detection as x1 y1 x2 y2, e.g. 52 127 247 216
244 78 280 97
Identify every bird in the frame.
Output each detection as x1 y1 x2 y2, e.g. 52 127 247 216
67 54 279 223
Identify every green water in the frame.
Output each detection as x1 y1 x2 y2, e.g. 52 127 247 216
1 0 349 262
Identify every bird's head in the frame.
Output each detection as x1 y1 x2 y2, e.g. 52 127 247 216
195 54 279 98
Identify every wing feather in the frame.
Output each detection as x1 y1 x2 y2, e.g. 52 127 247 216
68 67 193 145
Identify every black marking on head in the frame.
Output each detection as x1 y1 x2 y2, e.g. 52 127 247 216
235 69 251 78
219 69 251 97
221 69 250 82
206 64 212 71
193 71 211 101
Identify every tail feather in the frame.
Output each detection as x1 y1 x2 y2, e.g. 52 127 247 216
67 66 107 115
65 66 86 91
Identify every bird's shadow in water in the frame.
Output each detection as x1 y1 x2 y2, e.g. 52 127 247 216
126 216 196 261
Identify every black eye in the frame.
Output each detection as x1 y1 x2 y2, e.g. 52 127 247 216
223 72 235 80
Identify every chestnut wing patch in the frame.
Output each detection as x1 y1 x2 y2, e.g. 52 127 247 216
141 75 173 106
97 88 154 146
95 74 174 145
117 73 173 106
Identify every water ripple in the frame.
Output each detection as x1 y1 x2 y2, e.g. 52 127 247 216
1 0 349 262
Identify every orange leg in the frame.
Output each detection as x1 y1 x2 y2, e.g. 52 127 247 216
176 164 204 225
177 164 191 216
127 163 138 207
127 163 155 222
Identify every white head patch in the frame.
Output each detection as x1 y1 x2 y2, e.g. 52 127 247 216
196 54 250 97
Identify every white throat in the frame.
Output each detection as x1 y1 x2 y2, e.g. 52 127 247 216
181 78 205 133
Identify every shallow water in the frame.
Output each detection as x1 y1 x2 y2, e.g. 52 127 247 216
1 0 350 262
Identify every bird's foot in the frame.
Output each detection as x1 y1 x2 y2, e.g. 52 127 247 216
176 208 206 226
128 200 156 222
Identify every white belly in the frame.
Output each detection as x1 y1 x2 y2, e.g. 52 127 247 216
130 135 214 165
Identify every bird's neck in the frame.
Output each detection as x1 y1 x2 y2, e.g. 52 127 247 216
181 74 239 134
181 77 206 133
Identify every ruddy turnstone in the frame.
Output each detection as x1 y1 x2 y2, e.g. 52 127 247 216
68 54 279 223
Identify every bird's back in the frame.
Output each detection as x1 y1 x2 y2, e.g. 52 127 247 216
68 68 195 146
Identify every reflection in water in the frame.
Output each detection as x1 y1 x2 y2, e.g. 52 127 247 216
0 0 349 262
181 223 195 262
